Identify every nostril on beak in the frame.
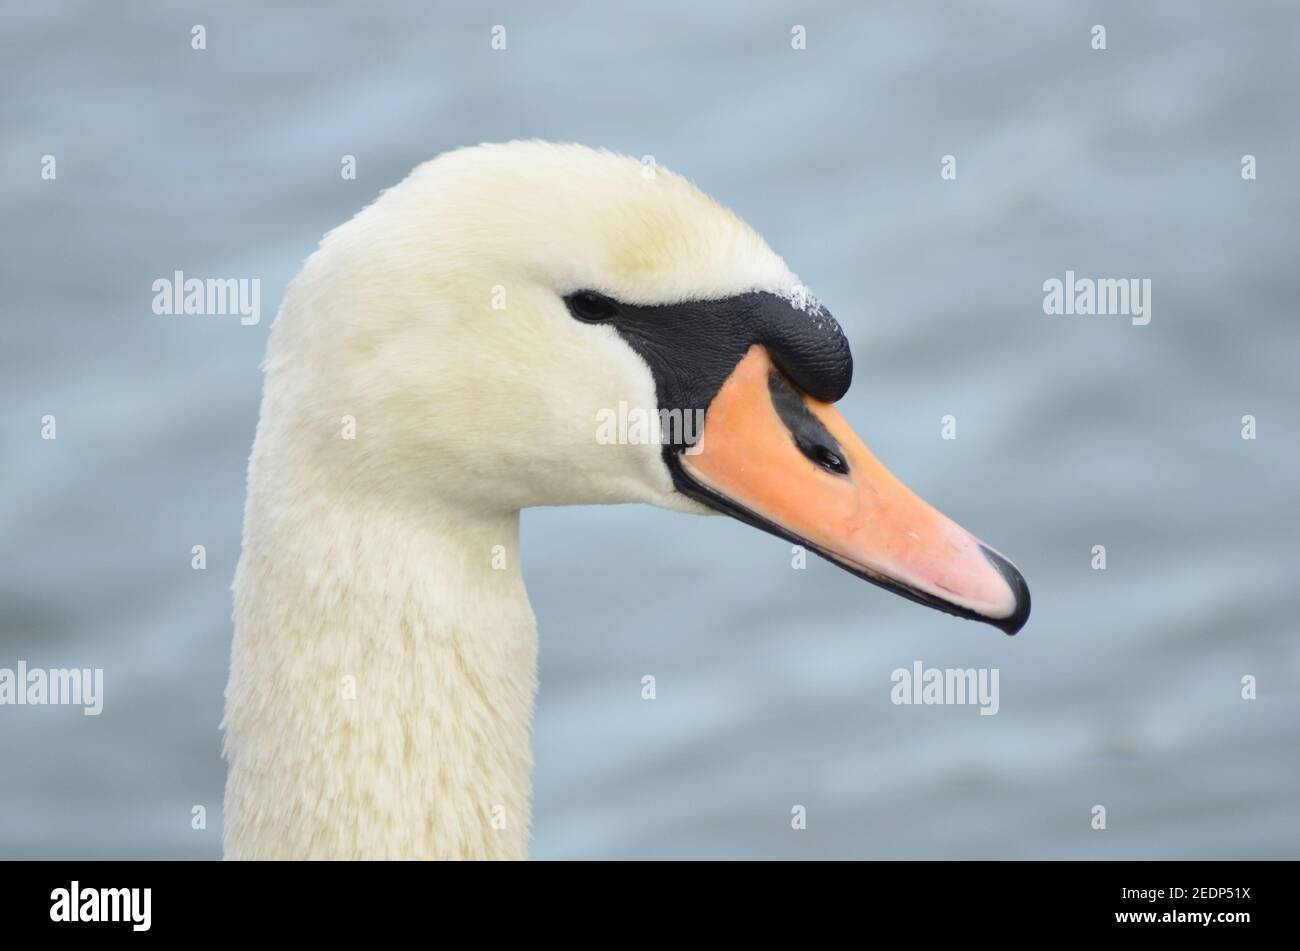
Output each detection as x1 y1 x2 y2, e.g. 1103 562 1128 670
808 443 848 475
767 371 851 476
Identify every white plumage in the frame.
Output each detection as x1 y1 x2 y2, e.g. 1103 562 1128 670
222 142 805 859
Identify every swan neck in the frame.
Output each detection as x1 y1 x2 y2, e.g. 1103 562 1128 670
223 468 538 859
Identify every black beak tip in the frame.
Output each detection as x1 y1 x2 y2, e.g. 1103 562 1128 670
980 545 1031 636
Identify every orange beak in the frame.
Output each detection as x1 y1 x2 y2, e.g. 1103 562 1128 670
675 346 1030 634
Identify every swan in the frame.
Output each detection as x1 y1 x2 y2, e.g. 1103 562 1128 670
222 141 1030 860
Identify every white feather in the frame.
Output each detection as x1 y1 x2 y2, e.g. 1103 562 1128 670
222 141 802 859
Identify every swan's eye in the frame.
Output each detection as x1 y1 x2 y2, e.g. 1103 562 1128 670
565 291 619 323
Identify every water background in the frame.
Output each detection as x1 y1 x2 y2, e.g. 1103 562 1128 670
2 1 1297 858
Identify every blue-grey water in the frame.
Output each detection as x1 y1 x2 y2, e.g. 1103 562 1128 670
1 1 1297 859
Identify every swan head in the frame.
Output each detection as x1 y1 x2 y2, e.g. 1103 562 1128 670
267 141 1029 634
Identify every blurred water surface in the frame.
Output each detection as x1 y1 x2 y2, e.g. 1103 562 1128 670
1 1 1297 858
